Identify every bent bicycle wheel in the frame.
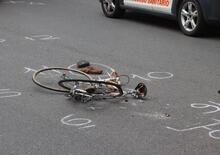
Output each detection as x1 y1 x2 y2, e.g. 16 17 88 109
58 79 123 98
32 67 92 92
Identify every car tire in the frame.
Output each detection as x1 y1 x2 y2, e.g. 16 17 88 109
178 0 206 36
101 0 125 18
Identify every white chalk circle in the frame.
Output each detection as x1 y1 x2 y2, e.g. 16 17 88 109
147 72 173 80
191 103 210 109
209 130 220 139
0 91 21 99
61 114 92 126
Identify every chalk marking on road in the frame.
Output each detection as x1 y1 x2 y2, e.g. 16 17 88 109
147 72 174 80
24 37 35 41
32 35 60 40
61 114 95 129
0 89 21 99
209 101 220 106
78 125 96 129
69 63 174 82
130 74 151 82
209 130 220 139
25 35 60 41
24 67 38 73
166 118 220 139
191 101 220 114
0 39 6 43
191 103 220 114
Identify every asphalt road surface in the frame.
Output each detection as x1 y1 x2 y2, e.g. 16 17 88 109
0 0 220 155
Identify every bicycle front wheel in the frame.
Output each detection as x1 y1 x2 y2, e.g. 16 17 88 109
32 67 92 92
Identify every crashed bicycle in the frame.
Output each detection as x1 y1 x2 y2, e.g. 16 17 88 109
32 61 147 103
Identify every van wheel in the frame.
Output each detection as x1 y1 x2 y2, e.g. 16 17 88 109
101 0 125 18
178 0 206 36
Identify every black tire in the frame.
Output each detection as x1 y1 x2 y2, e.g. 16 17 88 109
58 79 123 98
178 0 206 36
101 0 125 18
32 67 92 92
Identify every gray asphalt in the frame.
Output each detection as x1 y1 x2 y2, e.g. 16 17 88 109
0 0 220 155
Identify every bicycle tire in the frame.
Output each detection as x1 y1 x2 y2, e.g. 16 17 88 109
58 79 123 97
32 67 92 92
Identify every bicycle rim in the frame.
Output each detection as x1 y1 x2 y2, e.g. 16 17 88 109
58 79 123 98
32 67 92 92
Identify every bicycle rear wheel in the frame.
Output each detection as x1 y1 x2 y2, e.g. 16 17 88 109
32 67 92 92
58 79 123 98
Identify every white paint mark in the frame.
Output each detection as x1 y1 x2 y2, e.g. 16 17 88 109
209 130 220 139
0 89 21 99
130 74 151 82
24 67 38 73
61 114 93 127
24 37 35 41
78 125 96 129
191 103 220 114
0 39 6 43
25 35 60 41
147 72 173 80
33 35 60 40
209 101 220 106
191 101 220 114
166 119 220 139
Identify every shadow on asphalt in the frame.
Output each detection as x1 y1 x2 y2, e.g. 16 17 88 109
123 11 220 39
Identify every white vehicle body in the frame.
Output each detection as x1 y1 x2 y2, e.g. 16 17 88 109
100 0 220 36
124 0 173 14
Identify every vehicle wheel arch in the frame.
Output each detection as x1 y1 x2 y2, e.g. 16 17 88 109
174 0 208 21
177 0 207 36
